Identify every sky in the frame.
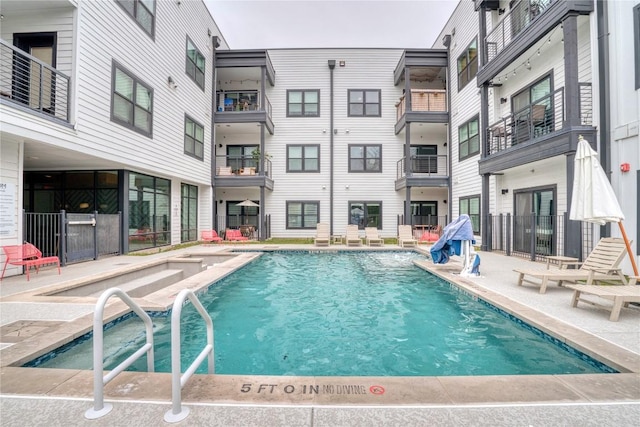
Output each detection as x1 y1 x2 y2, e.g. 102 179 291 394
204 0 460 49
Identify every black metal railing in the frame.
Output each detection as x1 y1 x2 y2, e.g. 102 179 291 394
397 155 448 179
0 39 70 122
216 90 272 117
485 0 556 63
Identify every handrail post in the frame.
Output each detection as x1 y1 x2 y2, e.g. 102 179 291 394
165 289 214 423
85 288 154 420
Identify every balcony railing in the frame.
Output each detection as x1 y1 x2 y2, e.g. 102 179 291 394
216 90 272 117
485 0 556 63
486 83 592 155
0 39 70 122
396 154 448 179
215 155 272 178
396 89 447 121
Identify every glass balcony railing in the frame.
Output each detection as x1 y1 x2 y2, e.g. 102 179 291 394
0 39 70 122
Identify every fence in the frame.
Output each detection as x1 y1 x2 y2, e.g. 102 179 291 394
486 213 593 262
215 214 270 240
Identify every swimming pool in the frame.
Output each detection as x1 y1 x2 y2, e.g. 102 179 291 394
29 251 613 376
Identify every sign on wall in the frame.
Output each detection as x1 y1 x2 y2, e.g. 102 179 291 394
0 182 17 238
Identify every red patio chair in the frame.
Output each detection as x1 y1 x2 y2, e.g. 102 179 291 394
201 230 223 243
225 229 248 242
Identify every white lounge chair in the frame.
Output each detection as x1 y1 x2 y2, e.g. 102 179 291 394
345 224 362 246
565 276 640 321
398 225 417 247
314 223 330 246
365 227 383 246
514 237 630 294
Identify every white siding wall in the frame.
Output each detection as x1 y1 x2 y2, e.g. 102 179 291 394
265 49 405 238
433 0 482 224
608 0 639 273
0 139 23 277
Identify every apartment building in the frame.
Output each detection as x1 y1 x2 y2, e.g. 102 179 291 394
432 0 638 273
213 48 450 239
2 0 637 275
0 0 226 271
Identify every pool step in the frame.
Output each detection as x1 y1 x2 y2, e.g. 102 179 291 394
117 269 185 298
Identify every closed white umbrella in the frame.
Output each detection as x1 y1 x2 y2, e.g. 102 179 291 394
569 135 637 275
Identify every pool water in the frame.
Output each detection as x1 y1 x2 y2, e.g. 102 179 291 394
32 251 611 376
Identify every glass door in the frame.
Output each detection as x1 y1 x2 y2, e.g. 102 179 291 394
514 188 555 255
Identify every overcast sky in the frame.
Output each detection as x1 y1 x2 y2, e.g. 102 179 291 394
205 0 459 49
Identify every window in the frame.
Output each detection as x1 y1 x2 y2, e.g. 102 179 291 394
184 115 204 160
457 38 477 91
349 202 381 229
635 4 640 89
116 0 155 37
111 61 153 137
181 183 198 242
287 145 319 172
186 37 205 89
512 74 551 112
410 201 438 226
459 195 480 234
349 145 381 172
286 201 319 229
287 90 319 116
128 172 170 250
348 90 380 117
458 116 479 161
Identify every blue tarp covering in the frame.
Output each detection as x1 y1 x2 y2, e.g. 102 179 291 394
430 214 475 264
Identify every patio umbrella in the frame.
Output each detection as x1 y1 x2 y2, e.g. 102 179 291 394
236 199 259 207
569 135 638 275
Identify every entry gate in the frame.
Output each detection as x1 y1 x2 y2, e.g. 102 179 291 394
24 211 121 266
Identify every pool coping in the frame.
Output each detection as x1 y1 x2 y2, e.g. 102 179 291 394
1 246 639 408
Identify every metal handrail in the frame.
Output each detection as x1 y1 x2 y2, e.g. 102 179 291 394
164 288 214 423
85 288 154 420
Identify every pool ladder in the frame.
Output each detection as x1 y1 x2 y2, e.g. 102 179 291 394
85 287 214 423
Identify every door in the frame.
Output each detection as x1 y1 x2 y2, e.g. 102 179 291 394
410 145 438 174
13 33 57 113
514 188 555 255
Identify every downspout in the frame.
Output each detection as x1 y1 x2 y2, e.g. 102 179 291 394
596 0 611 237
328 60 336 235
211 36 219 230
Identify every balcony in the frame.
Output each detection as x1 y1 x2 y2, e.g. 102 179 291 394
395 154 449 190
485 0 556 63
0 39 70 123
214 155 274 190
214 91 274 134
394 89 448 134
486 83 592 156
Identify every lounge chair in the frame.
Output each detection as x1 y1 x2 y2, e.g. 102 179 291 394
345 224 362 246
201 230 223 243
314 223 330 246
565 276 640 321
365 227 383 246
225 229 248 242
398 225 417 247
514 237 630 294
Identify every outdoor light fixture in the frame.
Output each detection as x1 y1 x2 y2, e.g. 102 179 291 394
167 76 177 89
500 97 508 104
501 189 509 195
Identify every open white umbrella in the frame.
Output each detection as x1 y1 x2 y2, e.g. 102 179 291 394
569 135 638 275
236 199 259 207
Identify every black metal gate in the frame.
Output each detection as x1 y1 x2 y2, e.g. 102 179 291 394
24 210 121 265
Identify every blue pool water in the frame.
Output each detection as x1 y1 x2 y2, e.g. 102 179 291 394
30 251 612 376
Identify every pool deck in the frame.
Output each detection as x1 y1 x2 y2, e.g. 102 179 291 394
1 244 639 426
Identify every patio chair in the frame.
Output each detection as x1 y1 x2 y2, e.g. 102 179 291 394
398 225 417 247
514 237 630 294
365 227 383 246
225 229 248 242
419 225 442 244
564 276 640 321
314 223 330 246
201 230 223 243
345 224 362 247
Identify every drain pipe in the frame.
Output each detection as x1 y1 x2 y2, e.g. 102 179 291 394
328 60 336 235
